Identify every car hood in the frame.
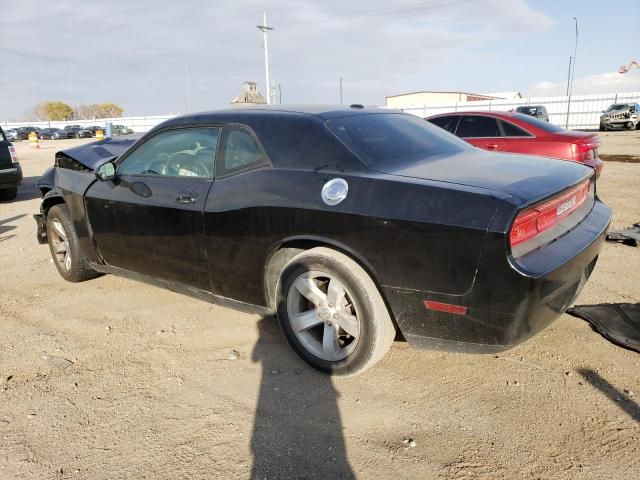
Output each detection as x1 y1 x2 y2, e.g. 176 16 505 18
56 135 142 169
378 149 592 202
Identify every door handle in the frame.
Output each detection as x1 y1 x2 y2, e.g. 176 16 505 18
176 191 197 204
485 143 500 150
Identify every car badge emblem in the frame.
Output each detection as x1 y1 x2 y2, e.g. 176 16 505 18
321 178 349 206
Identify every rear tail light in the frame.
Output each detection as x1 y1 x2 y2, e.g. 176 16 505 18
510 179 591 253
9 146 18 164
571 139 599 163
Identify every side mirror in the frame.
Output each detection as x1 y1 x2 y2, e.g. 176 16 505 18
95 161 116 181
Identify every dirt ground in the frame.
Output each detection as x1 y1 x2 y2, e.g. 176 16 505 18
1 132 639 480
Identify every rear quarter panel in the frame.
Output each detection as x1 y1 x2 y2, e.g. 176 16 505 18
203 168 506 306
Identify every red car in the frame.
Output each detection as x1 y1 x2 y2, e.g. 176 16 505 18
427 111 603 176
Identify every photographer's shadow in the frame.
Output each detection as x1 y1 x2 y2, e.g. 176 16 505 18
251 317 354 479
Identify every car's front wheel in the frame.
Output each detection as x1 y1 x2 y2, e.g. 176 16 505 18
46 204 100 282
276 247 395 376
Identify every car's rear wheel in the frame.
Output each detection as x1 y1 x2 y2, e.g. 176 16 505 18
0 188 17 201
46 204 100 282
276 247 395 376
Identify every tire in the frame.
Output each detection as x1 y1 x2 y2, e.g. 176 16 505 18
599 123 605 131
0 188 18 201
628 122 635 130
46 204 100 282
276 247 395 376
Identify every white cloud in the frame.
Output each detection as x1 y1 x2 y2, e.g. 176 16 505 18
532 71 640 96
0 0 557 119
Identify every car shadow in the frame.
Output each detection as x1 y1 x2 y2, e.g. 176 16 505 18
0 213 26 237
250 316 355 479
15 176 43 202
577 368 640 423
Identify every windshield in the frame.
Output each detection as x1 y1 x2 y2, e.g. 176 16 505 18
512 113 564 132
326 113 470 169
516 106 538 114
607 104 630 111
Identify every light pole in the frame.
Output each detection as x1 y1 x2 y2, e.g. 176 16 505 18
257 13 274 105
565 56 572 96
565 17 578 129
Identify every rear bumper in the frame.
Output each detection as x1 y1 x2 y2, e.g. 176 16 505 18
384 199 611 353
0 164 23 189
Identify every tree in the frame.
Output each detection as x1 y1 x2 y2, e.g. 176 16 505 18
74 104 100 120
32 101 74 121
96 103 124 118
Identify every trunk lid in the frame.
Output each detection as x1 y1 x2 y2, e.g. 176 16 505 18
381 149 593 202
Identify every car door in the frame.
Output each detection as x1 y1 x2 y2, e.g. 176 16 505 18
497 119 536 155
454 115 505 151
203 125 271 301
85 126 221 291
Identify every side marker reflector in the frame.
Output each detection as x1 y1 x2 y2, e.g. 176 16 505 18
424 300 468 315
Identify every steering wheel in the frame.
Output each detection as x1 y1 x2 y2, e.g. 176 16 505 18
165 153 210 177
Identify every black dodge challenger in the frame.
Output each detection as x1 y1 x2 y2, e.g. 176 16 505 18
34 106 611 375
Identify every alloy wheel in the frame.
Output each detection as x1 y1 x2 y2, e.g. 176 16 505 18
286 271 360 361
50 219 71 271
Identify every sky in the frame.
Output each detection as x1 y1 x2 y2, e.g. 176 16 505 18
1 0 639 120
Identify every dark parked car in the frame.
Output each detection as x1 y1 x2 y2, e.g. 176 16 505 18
15 126 42 140
0 126 23 200
64 125 93 138
427 111 603 176
515 105 549 122
39 128 70 140
112 124 134 135
87 126 106 137
34 106 611 375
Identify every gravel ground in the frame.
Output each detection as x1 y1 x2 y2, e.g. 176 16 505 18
1 133 639 480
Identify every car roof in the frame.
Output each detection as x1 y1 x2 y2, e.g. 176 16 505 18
161 105 402 127
428 110 522 119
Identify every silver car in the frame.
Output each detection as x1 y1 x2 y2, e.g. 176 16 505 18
599 103 640 131
4 128 18 141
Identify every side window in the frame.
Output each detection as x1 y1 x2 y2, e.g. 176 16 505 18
456 116 501 138
218 127 268 176
428 115 460 134
118 127 220 179
500 120 532 137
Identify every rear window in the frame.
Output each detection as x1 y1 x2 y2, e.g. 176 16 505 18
428 115 459 133
500 120 532 137
456 116 501 137
512 113 564 132
326 113 470 168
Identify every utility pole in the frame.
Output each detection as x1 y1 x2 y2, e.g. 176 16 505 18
565 17 578 129
339 78 343 104
565 56 572 96
257 13 274 105
185 63 191 113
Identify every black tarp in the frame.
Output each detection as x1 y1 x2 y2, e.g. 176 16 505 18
567 303 640 353
606 223 640 247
